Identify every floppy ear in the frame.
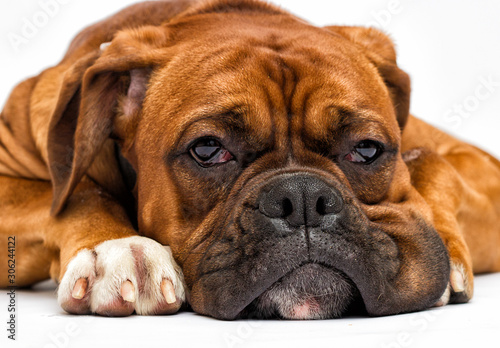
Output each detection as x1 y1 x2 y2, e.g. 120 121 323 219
48 26 170 215
324 26 411 130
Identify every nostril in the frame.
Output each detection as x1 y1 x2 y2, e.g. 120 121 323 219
316 196 327 216
282 198 294 217
316 192 343 216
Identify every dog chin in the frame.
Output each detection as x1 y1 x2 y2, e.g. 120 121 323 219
241 263 360 320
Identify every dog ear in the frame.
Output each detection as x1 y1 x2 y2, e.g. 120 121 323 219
325 26 411 130
48 26 170 215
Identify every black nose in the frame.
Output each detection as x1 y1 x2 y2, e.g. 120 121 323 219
258 174 343 227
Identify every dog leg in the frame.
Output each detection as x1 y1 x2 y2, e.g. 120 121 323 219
404 148 485 305
0 175 185 315
0 176 58 287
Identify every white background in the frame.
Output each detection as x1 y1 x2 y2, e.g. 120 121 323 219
1 0 499 157
1 1 500 348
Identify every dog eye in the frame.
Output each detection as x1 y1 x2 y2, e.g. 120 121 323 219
345 140 383 164
190 138 234 167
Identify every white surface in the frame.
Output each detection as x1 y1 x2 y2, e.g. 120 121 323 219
1 1 500 347
1 274 499 348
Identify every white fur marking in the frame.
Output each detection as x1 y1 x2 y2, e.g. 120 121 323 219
57 236 186 315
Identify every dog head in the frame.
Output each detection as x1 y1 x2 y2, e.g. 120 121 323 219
48 0 449 320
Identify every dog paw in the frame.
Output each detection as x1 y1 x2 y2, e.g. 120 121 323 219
58 236 186 316
434 262 472 307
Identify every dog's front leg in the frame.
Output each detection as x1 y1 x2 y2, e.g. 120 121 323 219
0 176 185 316
403 148 474 305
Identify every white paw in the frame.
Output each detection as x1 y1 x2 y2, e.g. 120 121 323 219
58 236 186 316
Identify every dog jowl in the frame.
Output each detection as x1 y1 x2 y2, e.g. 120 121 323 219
0 0 499 320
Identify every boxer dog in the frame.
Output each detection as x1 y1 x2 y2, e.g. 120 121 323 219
1 0 499 320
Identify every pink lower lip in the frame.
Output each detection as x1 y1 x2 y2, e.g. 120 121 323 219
291 298 319 320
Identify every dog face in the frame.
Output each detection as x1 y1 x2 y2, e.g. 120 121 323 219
48 2 449 319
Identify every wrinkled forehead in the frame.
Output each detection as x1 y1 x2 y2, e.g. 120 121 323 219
140 13 399 150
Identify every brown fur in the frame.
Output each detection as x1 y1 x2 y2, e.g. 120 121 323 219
0 0 498 318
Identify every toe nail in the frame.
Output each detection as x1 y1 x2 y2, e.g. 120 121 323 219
121 281 136 303
161 279 176 304
72 278 88 300
451 269 465 292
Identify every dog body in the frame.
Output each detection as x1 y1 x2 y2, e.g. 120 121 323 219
1 0 499 320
